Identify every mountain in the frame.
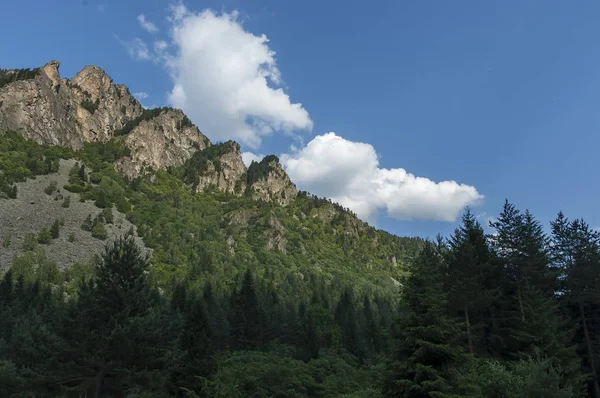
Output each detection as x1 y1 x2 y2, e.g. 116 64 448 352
0 61 425 395
0 61 423 297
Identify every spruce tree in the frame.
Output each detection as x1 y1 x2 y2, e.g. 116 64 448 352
383 242 465 398
490 203 582 390
551 213 600 397
61 236 169 397
447 209 501 356
230 270 262 350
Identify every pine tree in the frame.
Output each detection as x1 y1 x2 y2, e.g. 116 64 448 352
61 236 169 397
447 209 501 356
78 164 87 182
551 213 600 397
383 242 465 398
176 294 215 393
230 270 262 350
490 203 582 390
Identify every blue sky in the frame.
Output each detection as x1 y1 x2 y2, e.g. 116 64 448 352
3 0 600 238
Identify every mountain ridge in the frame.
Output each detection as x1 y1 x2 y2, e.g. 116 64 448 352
0 60 298 204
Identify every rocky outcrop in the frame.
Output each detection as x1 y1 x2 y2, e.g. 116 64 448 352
264 214 287 253
68 65 143 143
247 156 297 206
0 61 211 178
116 109 210 179
0 61 143 148
0 60 300 207
191 141 247 195
0 61 85 147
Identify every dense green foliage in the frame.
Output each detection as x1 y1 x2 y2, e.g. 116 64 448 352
3 132 600 396
0 131 69 198
0 67 40 89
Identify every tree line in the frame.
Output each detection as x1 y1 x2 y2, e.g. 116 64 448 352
385 201 600 397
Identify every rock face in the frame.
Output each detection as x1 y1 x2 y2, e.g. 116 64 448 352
68 65 142 143
0 60 298 205
0 61 143 148
116 109 210 179
248 156 298 206
193 141 247 195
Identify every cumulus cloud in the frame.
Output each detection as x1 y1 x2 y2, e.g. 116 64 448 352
137 14 158 33
127 4 312 149
133 92 149 100
281 133 483 222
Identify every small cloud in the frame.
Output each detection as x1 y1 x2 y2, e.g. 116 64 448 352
96 4 105 13
141 103 158 110
118 36 153 61
241 152 264 167
137 14 159 33
133 92 149 100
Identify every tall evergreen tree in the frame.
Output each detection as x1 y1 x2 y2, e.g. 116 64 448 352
490 203 582 390
447 209 501 356
61 235 171 397
229 270 262 350
383 242 465 398
551 213 600 397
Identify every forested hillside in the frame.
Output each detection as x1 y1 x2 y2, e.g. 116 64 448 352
2 128 600 397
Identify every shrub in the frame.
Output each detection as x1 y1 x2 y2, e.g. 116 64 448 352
80 98 100 114
102 206 114 224
81 214 93 231
62 196 71 208
68 232 76 242
37 227 52 244
64 183 86 193
22 233 37 251
91 222 108 240
44 181 58 195
7 185 17 199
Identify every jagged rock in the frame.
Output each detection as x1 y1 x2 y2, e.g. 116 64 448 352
69 65 143 143
0 61 84 147
247 156 297 206
265 214 287 253
0 61 142 148
1 60 300 208
116 109 209 179
193 141 247 195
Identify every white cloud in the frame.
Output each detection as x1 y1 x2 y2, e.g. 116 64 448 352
133 92 149 100
128 4 313 149
281 133 483 223
120 37 152 61
241 152 264 167
137 14 158 33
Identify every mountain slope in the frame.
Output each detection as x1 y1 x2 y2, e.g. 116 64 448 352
0 61 423 299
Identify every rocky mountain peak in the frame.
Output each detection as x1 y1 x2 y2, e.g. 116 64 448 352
187 140 247 195
247 155 297 206
41 60 61 88
0 60 300 207
71 65 114 99
116 108 210 179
